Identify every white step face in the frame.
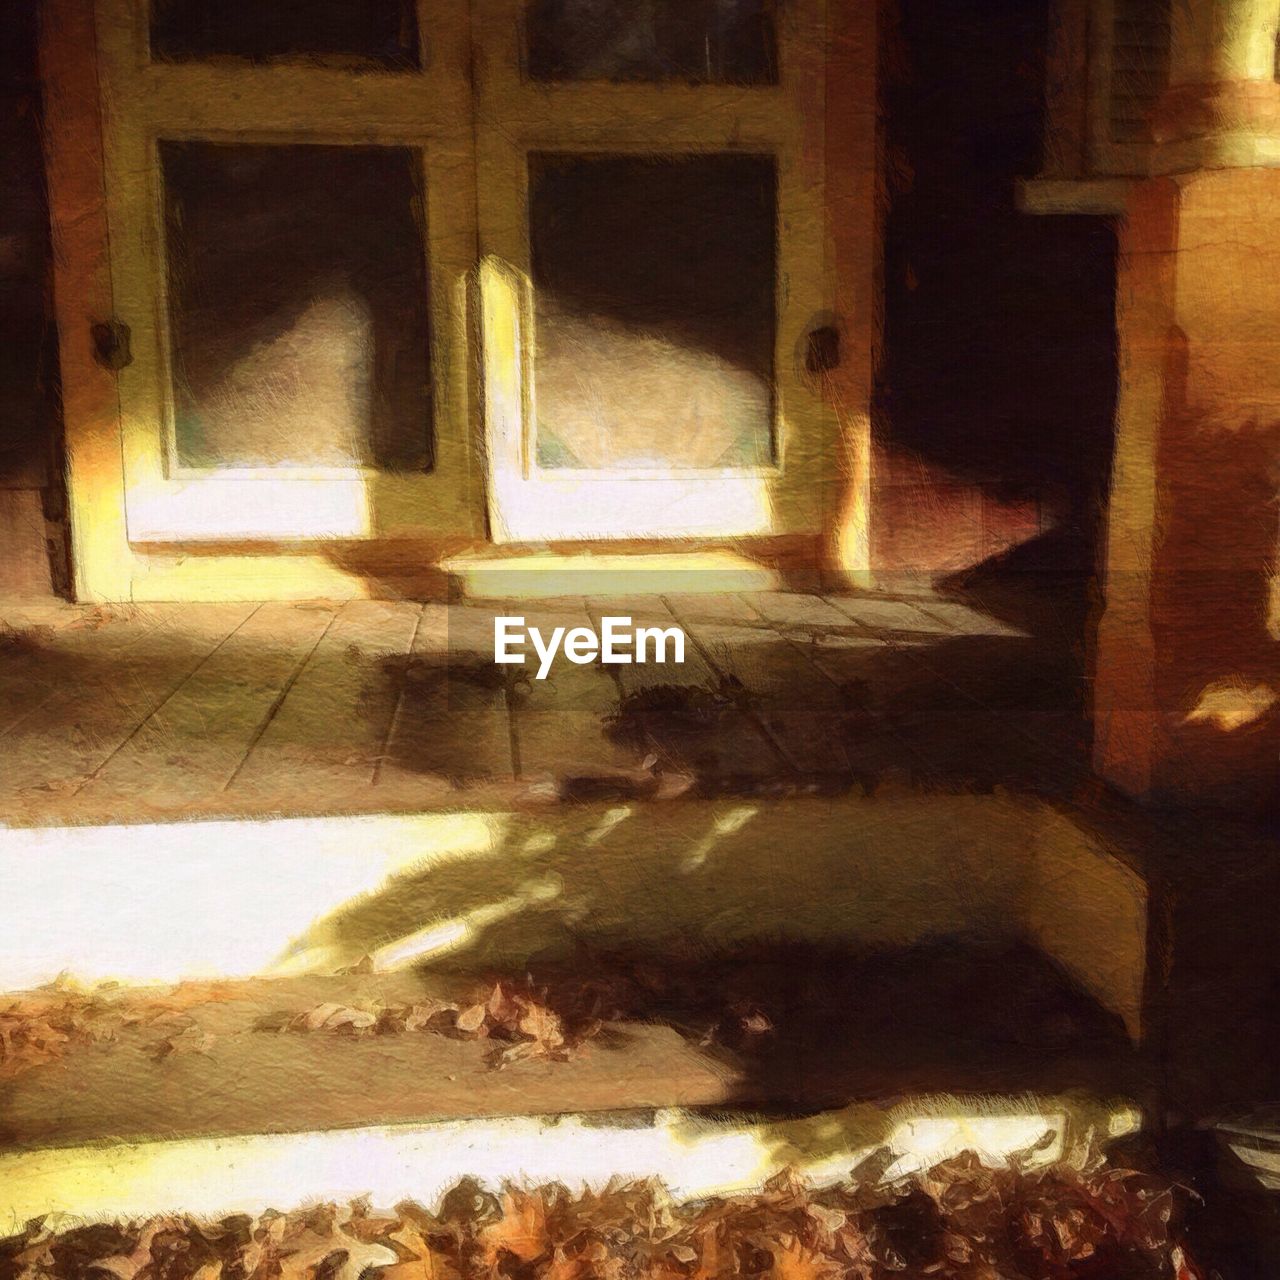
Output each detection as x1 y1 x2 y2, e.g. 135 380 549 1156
0 795 1149 1040
0 1096 1139 1226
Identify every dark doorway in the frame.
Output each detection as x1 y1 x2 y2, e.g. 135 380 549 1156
875 0 1118 630
0 0 66 598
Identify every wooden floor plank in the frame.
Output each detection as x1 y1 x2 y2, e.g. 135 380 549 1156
504 600 637 788
370 603 427 787
377 603 516 789
0 629 87 740
792 602 1077 792
0 605 190 739
662 592 763 624
744 591 859 632
232 601 420 803
81 603 338 812
0 605 256 805
670 606 844 780
821 593 957 636
0 592 1075 821
584 597 784 786
584 596 720 691
905 597 1029 638
747 596 968 757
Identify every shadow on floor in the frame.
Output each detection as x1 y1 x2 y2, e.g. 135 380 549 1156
593 629 1088 800
935 530 1096 642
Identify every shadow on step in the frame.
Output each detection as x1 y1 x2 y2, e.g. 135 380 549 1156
473 934 1139 1112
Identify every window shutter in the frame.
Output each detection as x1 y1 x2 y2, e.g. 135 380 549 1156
1109 0 1172 143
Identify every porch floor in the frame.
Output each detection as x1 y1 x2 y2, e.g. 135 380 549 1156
0 586 1090 826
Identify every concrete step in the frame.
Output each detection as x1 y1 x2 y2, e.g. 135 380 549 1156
0 798 1150 1052
0 957 1139 1152
0 793 1151 1227
0 971 1140 1224
0 972 734 1153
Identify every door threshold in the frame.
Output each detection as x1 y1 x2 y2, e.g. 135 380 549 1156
442 549 778 598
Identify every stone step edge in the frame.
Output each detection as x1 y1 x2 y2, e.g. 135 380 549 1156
0 1093 1138 1228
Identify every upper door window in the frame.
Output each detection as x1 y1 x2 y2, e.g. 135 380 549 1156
161 141 433 472
91 0 477 541
525 0 777 83
150 0 421 68
529 151 777 471
475 0 830 542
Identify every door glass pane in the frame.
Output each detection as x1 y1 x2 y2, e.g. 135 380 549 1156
529 153 776 471
161 142 432 471
526 0 777 84
151 0 419 68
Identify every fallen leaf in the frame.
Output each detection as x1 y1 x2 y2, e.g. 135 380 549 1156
516 999 565 1050
400 1001 456 1033
766 1235 841 1280
293 1004 378 1034
154 1025 216 1059
486 984 522 1028
380 1224 459 1280
455 1004 487 1036
478 1189 550 1265
88 1220 182 1280
328 1239 399 1280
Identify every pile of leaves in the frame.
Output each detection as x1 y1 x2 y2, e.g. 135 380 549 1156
0 991 103 1079
0 987 176 1079
267 983 590 1069
0 1160 1203 1280
0 981 243 1080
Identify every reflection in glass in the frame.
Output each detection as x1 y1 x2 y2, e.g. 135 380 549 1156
151 0 420 68
527 0 777 84
162 143 432 471
529 153 776 471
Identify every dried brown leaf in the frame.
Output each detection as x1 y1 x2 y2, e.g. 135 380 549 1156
293 1004 378 1035
477 1190 550 1265
154 1026 216 1060
765 1235 841 1280
454 1004 487 1036
516 1000 565 1050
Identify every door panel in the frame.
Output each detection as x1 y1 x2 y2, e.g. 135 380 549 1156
474 0 832 543
150 0 422 67
525 0 779 85
161 141 433 473
94 0 480 543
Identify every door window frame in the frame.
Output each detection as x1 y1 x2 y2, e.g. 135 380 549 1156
473 0 832 542
93 0 481 542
